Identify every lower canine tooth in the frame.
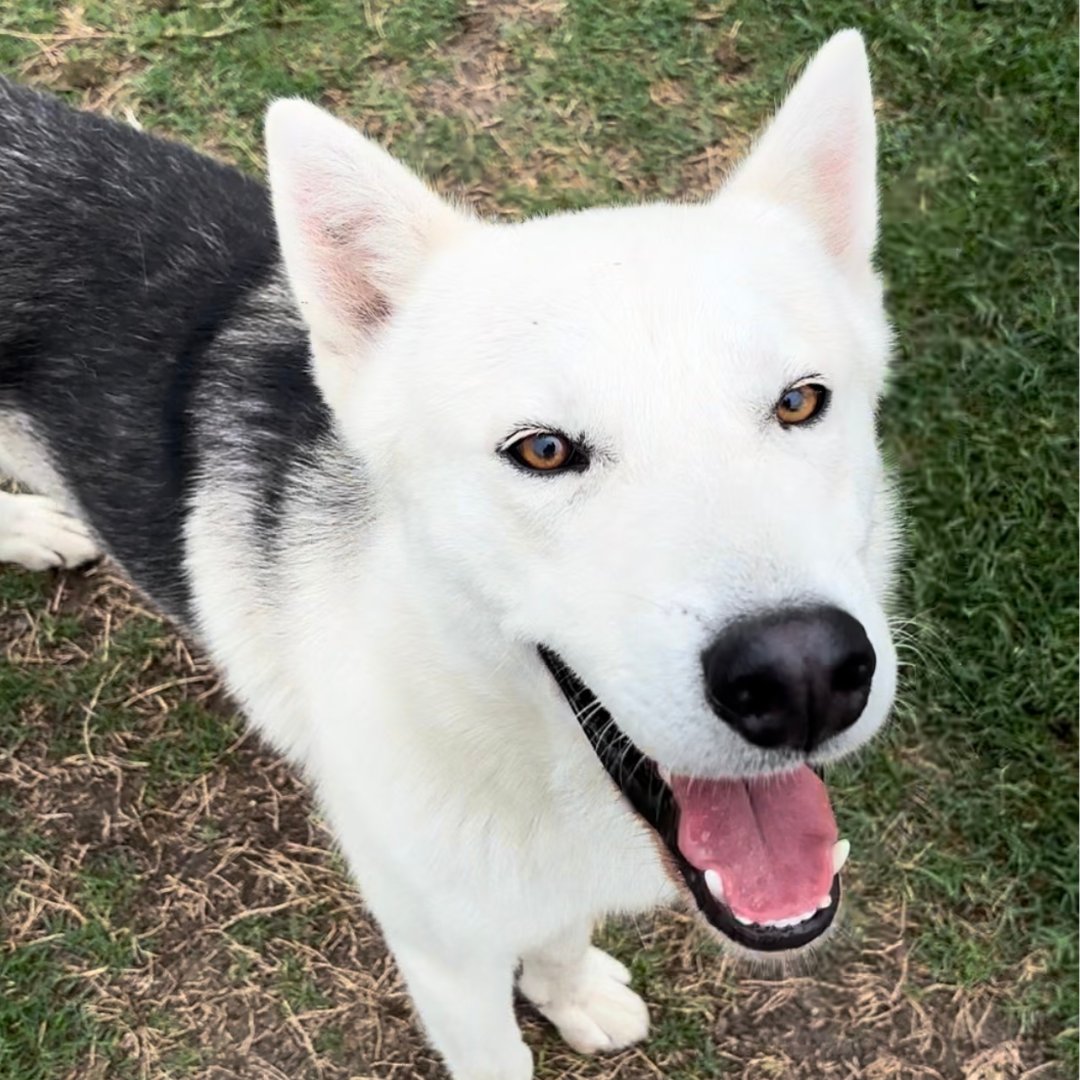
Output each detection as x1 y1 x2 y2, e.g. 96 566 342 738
704 869 725 902
818 894 832 910
832 838 851 874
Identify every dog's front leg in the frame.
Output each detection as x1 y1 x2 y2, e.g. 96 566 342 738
518 921 649 1054
388 934 533 1080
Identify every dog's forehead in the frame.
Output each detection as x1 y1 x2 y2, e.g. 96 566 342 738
467 203 823 304
409 202 861 417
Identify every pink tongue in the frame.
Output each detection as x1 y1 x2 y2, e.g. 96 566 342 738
672 766 838 924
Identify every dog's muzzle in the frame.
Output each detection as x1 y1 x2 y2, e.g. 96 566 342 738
539 644 851 953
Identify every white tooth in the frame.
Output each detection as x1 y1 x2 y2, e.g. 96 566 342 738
817 894 832 910
757 909 819 930
832 838 851 875
704 869 725 903
657 765 672 784
735 913 754 926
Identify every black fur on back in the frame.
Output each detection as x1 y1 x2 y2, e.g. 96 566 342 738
0 78 330 622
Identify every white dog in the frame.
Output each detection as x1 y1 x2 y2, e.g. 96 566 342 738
0 30 896 1079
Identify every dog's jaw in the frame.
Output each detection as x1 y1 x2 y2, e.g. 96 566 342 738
537 646 845 953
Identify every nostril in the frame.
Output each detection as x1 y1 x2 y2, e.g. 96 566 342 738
725 674 783 718
831 650 875 694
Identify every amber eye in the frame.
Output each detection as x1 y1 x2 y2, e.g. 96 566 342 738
504 431 584 473
776 383 829 426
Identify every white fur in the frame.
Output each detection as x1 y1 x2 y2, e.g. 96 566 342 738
257 32 894 1078
726 30 879 283
0 491 98 570
264 102 471 412
0 414 99 570
4 32 899 1080
519 941 649 1053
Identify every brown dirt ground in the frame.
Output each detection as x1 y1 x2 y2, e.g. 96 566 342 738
0 7 1066 1079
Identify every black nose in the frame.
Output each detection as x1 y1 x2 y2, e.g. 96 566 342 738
702 606 876 752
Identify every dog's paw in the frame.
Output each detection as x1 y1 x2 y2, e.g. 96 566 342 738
0 492 100 571
521 946 648 1055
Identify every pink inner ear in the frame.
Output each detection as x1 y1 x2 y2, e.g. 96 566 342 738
297 196 392 332
809 138 856 258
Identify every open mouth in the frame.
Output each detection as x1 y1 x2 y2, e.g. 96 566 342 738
539 646 846 952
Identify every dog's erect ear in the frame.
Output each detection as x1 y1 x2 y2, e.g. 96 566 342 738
266 100 470 409
723 30 877 276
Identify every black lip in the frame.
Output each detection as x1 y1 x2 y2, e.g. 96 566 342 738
538 645 840 952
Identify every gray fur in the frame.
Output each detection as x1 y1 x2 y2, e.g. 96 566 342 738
0 76 357 624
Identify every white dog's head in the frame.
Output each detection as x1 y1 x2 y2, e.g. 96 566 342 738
267 31 899 954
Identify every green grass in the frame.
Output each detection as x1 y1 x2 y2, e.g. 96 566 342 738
0 940 122 1079
0 847 145 1080
0 0 1076 1074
